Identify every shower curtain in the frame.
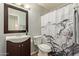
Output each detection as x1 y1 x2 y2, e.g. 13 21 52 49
41 4 76 55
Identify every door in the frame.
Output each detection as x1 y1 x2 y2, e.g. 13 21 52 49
7 41 21 56
21 38 30 56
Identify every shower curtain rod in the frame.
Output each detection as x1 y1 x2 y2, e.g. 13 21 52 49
74 6 79 9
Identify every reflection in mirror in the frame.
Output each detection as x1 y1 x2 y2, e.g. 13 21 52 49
8 14 19 30
8 8 26 31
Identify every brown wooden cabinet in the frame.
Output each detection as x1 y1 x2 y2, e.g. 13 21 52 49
7 38 31 56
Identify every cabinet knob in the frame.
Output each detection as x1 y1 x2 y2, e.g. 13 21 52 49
19 45 21 47
22 44 23 47
7 53 9 55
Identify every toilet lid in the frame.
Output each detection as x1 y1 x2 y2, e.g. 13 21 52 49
38 44 51 52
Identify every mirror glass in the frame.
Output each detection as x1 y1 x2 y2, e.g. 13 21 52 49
8 8 26 31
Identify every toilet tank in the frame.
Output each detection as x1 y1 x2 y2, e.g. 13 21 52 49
33 35 42 45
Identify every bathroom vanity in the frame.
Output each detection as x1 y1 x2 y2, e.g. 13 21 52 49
6 35 31 56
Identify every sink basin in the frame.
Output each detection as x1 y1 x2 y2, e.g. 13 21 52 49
6 35 30 43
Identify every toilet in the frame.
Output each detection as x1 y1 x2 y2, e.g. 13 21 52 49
33 35 51 56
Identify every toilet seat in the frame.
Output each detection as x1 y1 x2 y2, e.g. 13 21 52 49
38 44 51 52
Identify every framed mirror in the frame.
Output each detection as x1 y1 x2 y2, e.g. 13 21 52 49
4 3 28 33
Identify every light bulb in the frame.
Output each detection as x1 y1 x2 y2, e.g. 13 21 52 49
24 4 30 10
16 3 22 6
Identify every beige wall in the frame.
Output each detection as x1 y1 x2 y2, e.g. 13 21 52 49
27 3 44 36
0 4 6 56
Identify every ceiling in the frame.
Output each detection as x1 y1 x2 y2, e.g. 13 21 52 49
37 3 69 11
12 3 70 15
12 3 70 11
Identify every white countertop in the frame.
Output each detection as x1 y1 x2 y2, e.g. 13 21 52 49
6 35 30 43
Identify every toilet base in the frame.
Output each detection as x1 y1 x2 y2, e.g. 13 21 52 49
38 50 48 56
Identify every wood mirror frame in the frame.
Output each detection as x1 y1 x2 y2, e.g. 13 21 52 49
4 3 28 33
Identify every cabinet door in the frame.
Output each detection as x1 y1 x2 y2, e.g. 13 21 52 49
21 38 30 56
7 41 21 56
